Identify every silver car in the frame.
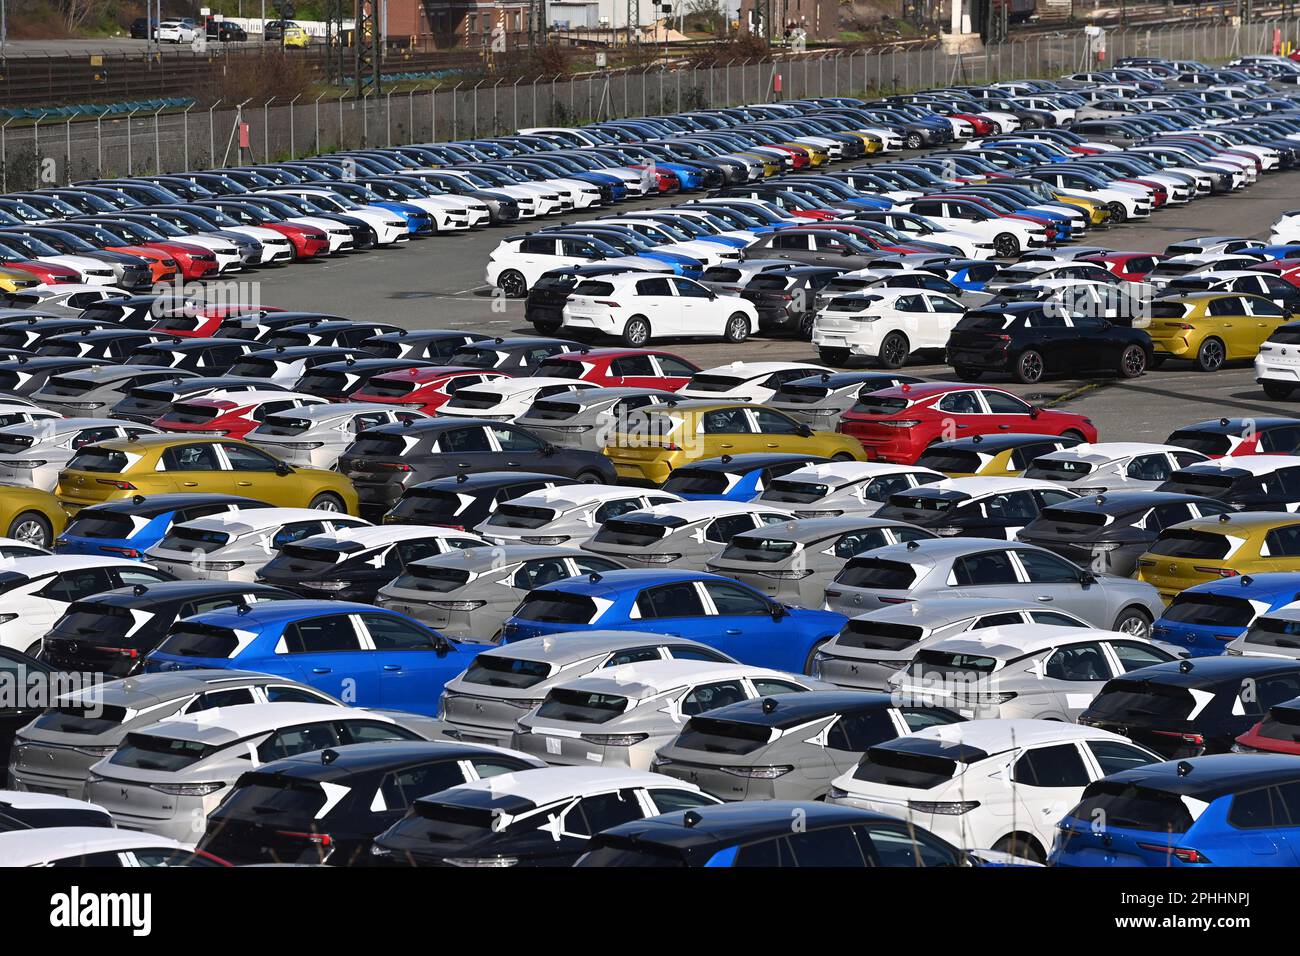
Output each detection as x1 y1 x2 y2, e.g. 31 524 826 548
513 387 677 453
247 402 427 469
0 418 158 490
811 597 1092 691
1021 442 1209 492
887 623 1179 720
705 516 937 608
755 461 944 517
698 258 792 294
475 485 681 547
512 659 824 772
375 545 625 641
6 670 341 798
768 371 926 428
433 631 741 746
1224 602 1300 659
29 365 191 419
83 703 430 843
824 537 1166 636
581 500 794 572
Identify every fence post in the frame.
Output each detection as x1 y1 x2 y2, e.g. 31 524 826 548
473 80 483 138
493 79 502 136
181 103 193 171
362 91 371 147
451 82 462 139
386 89 394 147
153 105 163 174
125 108 138 175
31 112 41 171
726 59 733 106
289 93 301 159
314 92 325 155
263 98 273 162
208 100 221 169
65 116 72 184
408 89 415 145
0 118 9 191
513 78 522 133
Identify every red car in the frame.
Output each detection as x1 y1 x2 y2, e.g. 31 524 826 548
534 348 700 391
0 257 80 285
836 382 1097 464
197 201 329 260
150 305 285 339
152 390 329 439
81 220 217 282
1079 251 1162 283
1249 258 1300 288
351 366 511 414
1235 703 1300 755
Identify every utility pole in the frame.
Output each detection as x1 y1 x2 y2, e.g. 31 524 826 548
355 0 381 97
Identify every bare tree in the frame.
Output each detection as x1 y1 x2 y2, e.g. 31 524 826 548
58 0 109 32
686 0 726 31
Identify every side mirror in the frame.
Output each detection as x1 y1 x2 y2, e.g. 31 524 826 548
797 424 814 438
1079 570 1096 586
770 603 787 620
541 443 557 457
1029 406 1041 419
274 461 293 476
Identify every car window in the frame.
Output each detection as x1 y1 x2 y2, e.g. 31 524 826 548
441 427 493 453
1031 611 1087 626
594 499 641 523
707 514 759 543
573 790 643 835
733 837 793 866
831 529 889 559
183 688 256 712
951 551 1019 586
785 826 868 866
980 391 1033 415
858 824 959 867
648 789 717 813
161 443 221 471
984 491 1038 521
635 277 673 297
1228 786 1295 829
672 278 712 298
936 391 981 415
1087 740 1156 777
272 521 326 549
361 613 438 651
751 678 805 696
516 558 573 589
1015 548 1081 584
38 568 114 603
1044 642 1111 682
1012 743 1091 787
257 722 341 761
491 426 543 453
265 685 334 704
1126 454 1174 482
681 680 748 716
219 442 281 472
379 761 465 810
1107 640 1170 673
636 582 706 619
827 709 897 752
612 355 656 377
752 408 802 434
702 408 753 434
702 580 770 616
283 615 361 653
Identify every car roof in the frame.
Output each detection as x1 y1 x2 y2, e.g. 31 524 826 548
57 670 319 709
927 433 1073 453
1174 417 1300 434
509 485 661 510
1119 655 1300 688
1175 511 1300 535
692 361 826 378
431 766 700 806
907 717 1122 751
479 630 719 664
0 555 141 579
618 500 784 522
1044 490 1220 515
262 401 407 422
1098 753 1300 800
525 387 677 406
555 659 788 697
1033 442 1189 462
1174 455 1298 476
73 493 266 518
142 702 380 744
185 598 393 629
72 580 286 608
673 453 827 473
172 508 362 535
253 740 531 779
781 461 938 483
926 476 1067 495
410 545 588 571
301 524 470 548
457 377 592 396
1177 571 1300 599
0 828 186 864
410 471 565 492
0 790 108 813
927 624 1128 658
695 690 894 727
591 800 886 852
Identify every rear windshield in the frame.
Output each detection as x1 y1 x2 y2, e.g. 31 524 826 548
851 747 959 789
906 650 998 679
850 395 910 416
1159 472 1234 496
513 591 597 624
110 732 220 772
64 448 128 473
661 468 730 496
1242 616 1300 650
672 717 771 755
837 620 924 652
63 511 137 540
1024 459 1094 480
1257 706 1300 743
462 655 552 689
1035 506 1109 529
1268 327 1300 345
534 361 583 380
30 703 129 735
446 390 502 411
1085 680 1196 723
387 489 463 522
155 623 241 659
914 449 981 473
39 375 94 396
685 374 744 393
160 402 220 424
393 564 472 593
718 536 797 563
346 434 408 457
1147 530 1232 560
573 281 616 297
157 527 230 554
954 312 1015 331
1070 782 1195 833
535 688 627 724
486 504 554 530
1166 431 1232 457
1162 593 1256 627
591 518 668 546
835 559 917 590
216 777 327 823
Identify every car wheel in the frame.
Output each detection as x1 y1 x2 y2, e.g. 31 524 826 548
878 331 909 370
6 512 51 549
1107 201 1127 224
1194 337 1225 372
532 319 561 335
905 132 923 149
1014 349 1044 384
803 639 830 675
1118 344 1147 379
308 492 345 512
831 452 856 462
993 233 1020 258
797 313 815 340
622 316 651 347
992 833 1045 864
575 470 604 484
498 269 527 298
953 365 983 382
723 312 750 343
818 347 851 367
1113 607 1153 639
1061 429 1087 442
1264 381 1295 400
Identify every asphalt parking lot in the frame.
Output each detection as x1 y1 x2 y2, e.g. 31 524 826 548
245 163 1300 438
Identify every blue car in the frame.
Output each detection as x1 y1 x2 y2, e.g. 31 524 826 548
143 600 486 715
1051 754 1300 867
660 453 831 502
1243 243 1300 261
55 493 272 560
499 569 846 674
1152 572 1300 657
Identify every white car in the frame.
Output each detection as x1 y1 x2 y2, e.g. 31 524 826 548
755 461 945 517
1255 321 1300 399
486 234 666 296
143 508 370 583
898 197 1048 258
1021 442 1209 492
2 285 130 313
812 287 967 367
847 210 997 259
362 171 488 229
1271 209 1300 245
476 485 682 547
0 401 61 428
0 418 159 491
155 18 201 42
677 361 832 404
422 168 557 217
247 402 425 469
0 556 174 656
1024 169 1152 221
827 720 1161 861
437 377 599 422
0 790 114 829
561 273 758 346
257 187 408 246
0 827 215 866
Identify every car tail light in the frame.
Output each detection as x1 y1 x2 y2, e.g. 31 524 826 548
1137 843 1210 864
720 765 794 779
1151 730 1205 746
1193 566 1237 577
907 800 980 814
579 733 648 746
98 646 139 659
96 479 137 490
100 545 140 558
276 830 333 847
879 596 912 605
428 600 486 611
595 300 620 307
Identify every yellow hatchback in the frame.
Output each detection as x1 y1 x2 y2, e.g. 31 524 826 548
1148 291 1291 372
0 485 68 548
1136 511 1300 602
55 435 358 514
605 400 866 485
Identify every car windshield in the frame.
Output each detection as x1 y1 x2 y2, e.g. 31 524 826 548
1243 616 1300 649
462 655 553 689
535 688 627 724
1161 593 1256 627
1070 782 1194 833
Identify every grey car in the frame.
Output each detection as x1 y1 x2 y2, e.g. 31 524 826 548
582 500 795 572
705 516 937 608
824 537 1166 637
246 401 427 469
432 630 741 747
651 690 965 801
768 371 927 428
698 258 792 294
0 417 158 490
6 670 342 798
754 461 945 517
513 387 677 454
811 597 1093 691
1224 603 1300 659
1020 442 1210 493
29 365 190 419
375 545 625 641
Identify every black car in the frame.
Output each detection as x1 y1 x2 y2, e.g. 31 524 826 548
1016 491 1234 578
0 792 114 832
382 471 585 529
1166 416 1300 457
109 375 282 423
1157 460 1300 511
39 580 293 677
55 493 274 558
207 20 248 41
0 318 110 353
0 647 52 772
914 433 1083 477
945 303 1154 384
526 265 657 335
336 419 617 521
226 345 360 381
78 295 182 330
37 328 168 362
362 329 490 361
874 483 1079 539
128 16 149 38
213 311 351 343
263 320 403 353
292 357 434 400
0 357 101 397
1080 657 1300 758
742 266 844 338
129 337 257 376
446 336 581 373
659 452 831 499
197 741 542 866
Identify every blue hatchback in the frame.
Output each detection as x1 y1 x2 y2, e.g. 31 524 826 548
54 493 272 560
1152 572 1300 657
1051 754 1300 867
144 600 486 716
499 569 846 674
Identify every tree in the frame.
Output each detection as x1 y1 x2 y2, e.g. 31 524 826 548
57 0 109 32
686 0 726 31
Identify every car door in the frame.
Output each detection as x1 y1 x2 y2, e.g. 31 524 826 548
278 612 380 705
609 353 661 390
354 611 459 715
631 580 711 640
671 277 720 335
489 424 555 471
217 441 289 497
976 388 1050 435
923 293 967 348
699 405 761 457
1205 295 1253 358
1043 640 1115 718
630 276 682 336
158 442 234 494
1246 294 1290 351
432 424 504 475
749 407 813 452
1009 742 1095 850
947 548 1026 602
1012 546 1110 624
698 578 794 671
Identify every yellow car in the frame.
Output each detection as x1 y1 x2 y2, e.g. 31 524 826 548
281 24 310 47
913 434 1083 478
1149 291 1291 371
0 268 40 295
1136 511 1300 602
55 436 358 514
1051 193 1109 226
605 400 866 485
0 485 67 548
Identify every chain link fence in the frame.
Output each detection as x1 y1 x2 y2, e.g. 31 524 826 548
4 17 1298 191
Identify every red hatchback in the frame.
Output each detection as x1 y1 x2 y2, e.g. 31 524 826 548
533 348 700 391
350 366 511 414
1080 251 1162 283
150 305 284 339
836 382 1098 464
152 390 328 439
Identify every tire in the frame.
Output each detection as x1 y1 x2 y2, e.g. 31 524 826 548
1107 201 1127 225
992 833 1046 864
575 470 605 484
532 318 561 335
622 316 651 347
723 312 750 343
308 492 345 513
1264 381 1295 400
1014 349 1045 384
803 639 830 676
1118 344 1147 379
498 269 527 298
6 511 52 549
905 132 923 150
993 232 1020 258
831 452 856 462
1194 336 1225 372
818 347 852 367
797 313 815 340
878 331 910 370
1113 606 1153 639
1061 429 1087 442
953 365 983 382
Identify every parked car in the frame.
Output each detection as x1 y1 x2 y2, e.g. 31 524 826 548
914 433 1085 478
1136 511 1300 601
1155 573 1300 658
380 471 584 531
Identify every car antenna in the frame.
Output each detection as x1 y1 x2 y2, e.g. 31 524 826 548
1176 760 1193 777
761 697 778 714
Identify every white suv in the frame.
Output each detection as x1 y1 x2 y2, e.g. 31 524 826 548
812 287 967 368
561 273 758 346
